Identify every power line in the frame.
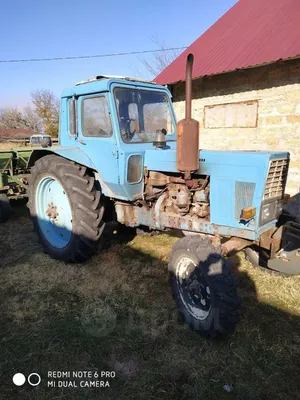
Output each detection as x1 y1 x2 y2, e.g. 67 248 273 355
0 47 187 64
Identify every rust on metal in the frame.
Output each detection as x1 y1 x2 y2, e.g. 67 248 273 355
46 202 59 223
115 202 259 241
221 237 252 256
211 235 221 248
169 176 204 189
259 226 278 250
176 53 199 178
185 54 193 120
147 171 204 189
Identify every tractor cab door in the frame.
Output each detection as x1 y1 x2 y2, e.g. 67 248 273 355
76 93 125 198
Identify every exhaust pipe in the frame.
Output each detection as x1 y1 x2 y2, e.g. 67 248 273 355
176 53 199 179
185 53 193 120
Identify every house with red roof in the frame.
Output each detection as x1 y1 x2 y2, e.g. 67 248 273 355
155 0 300 196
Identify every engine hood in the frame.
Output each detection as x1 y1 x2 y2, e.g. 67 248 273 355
144 148 289 233
144 148 289 176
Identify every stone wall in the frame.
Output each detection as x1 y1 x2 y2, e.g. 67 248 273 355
170 58 300 204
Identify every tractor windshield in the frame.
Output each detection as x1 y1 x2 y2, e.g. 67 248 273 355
114 87 175 143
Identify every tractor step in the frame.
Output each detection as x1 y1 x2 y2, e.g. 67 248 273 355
268 221 300 275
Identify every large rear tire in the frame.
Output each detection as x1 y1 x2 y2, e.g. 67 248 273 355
28 155 105 262
0 193 11 223
168 236 241 337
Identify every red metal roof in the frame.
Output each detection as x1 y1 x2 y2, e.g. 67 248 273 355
155 0 300 84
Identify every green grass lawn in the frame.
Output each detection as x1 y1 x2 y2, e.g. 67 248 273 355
0 202 300 399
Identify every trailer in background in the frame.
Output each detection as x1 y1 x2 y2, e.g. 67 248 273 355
0 134 57 221
0 148 31 222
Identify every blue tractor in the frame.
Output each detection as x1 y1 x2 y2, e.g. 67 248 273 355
27 54 300 337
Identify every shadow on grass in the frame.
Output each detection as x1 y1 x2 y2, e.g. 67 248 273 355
286 192 300 222
0 204 300 399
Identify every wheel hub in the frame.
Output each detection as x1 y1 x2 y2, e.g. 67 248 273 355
35 176 72 249
176 256 211 320
188 277 209 307
46 202 59 223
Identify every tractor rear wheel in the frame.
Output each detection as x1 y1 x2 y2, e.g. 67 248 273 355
168 236 241 337
28 155 105 262
0 193 11 223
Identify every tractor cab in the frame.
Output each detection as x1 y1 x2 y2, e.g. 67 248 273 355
58 75 177 200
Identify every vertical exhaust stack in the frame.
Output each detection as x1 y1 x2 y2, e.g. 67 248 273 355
176 53 200 179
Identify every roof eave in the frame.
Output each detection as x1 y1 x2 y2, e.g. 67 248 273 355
164 54 300 86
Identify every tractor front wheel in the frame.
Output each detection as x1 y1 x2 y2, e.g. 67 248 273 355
168 236 241 337
28 155 105 262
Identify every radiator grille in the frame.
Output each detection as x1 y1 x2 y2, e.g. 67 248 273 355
235 182 256 220
264 159 289 200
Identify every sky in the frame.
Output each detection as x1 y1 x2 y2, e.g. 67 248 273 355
0 0 237 108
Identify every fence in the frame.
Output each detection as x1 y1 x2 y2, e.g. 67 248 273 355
0 138 58 146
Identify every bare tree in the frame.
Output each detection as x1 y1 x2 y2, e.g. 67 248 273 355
23 107 43 131
0 89 59 136
31 90 59 137
0 107 42 131
0 108 23 129
140 35 181 77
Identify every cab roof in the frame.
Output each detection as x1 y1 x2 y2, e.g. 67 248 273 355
75 75 156 86
61 75 169 98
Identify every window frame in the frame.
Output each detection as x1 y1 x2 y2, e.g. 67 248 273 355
113 86 176 144
81 94 113 138
68 98 77 137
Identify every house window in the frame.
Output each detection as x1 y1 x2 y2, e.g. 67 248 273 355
82 96 112 137
204 100 258 128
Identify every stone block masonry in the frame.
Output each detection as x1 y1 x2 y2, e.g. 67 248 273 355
170 58 300 207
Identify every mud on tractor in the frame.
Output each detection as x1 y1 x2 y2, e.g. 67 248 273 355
27 54 300 337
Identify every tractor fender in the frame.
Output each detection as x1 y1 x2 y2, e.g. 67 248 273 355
27 147 114 198
28 147 96 169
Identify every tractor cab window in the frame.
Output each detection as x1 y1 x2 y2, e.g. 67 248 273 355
82 96 112 137
69 99 77 136
114 87 174 143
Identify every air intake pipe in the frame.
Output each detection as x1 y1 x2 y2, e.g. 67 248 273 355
176 53 199 179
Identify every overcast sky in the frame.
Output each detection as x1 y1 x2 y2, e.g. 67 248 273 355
0 0 237 108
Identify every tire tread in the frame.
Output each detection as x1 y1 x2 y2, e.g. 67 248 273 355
27 155 104 262
168 236 241 337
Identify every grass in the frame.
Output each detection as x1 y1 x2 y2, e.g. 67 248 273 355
0 202 300 399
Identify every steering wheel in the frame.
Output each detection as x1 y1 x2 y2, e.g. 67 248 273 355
120 118 137 142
